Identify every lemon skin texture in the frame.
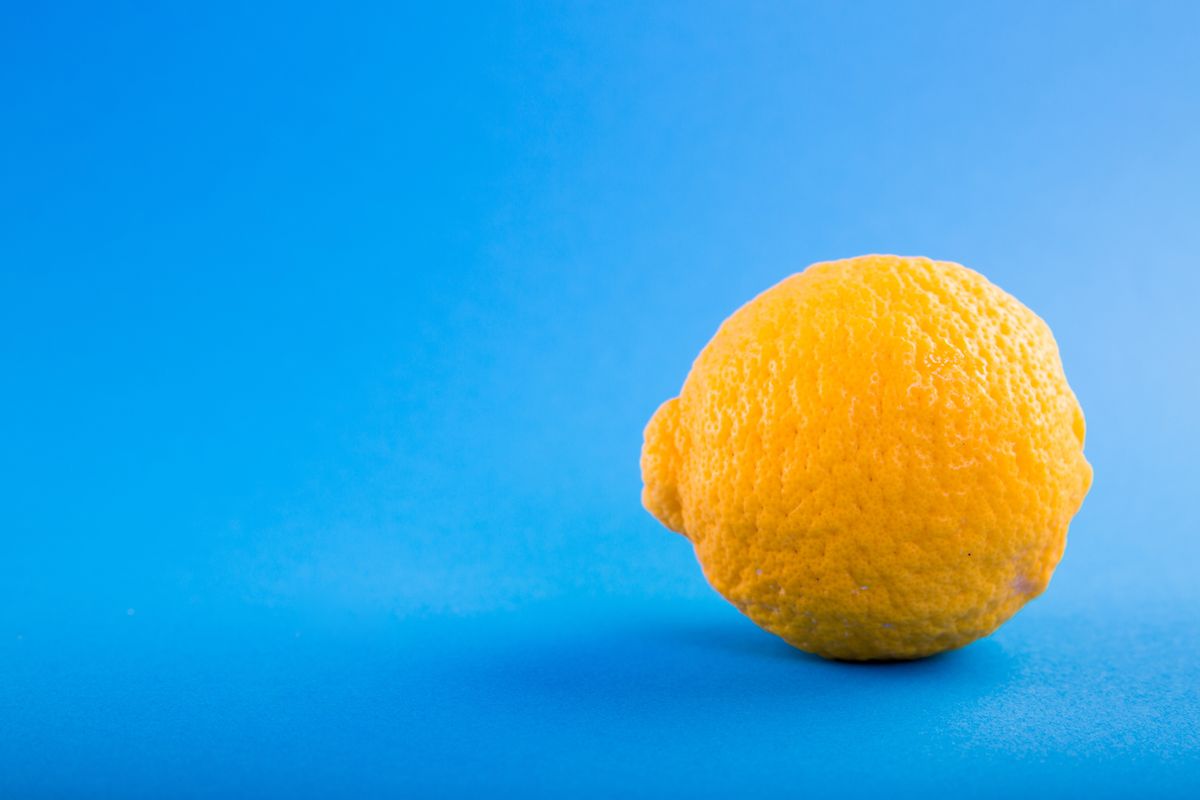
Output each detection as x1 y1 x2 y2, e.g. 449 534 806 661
641 255 1092 661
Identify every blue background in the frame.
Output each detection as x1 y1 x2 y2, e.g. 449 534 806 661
3 2 1199 796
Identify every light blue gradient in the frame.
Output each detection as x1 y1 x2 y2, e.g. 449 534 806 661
2 2 1198 796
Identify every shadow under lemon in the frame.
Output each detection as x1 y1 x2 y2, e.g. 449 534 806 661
465 601 1017 712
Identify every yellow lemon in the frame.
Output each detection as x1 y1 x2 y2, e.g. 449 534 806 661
641 255 1092 660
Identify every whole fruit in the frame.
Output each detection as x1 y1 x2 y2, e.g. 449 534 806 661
641 255 1092 660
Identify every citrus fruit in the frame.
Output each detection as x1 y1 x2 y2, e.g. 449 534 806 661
641 255 1092 660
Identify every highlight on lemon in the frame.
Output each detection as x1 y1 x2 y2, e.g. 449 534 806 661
641 255 1092 661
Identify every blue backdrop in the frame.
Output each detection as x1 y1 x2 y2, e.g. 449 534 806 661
3 2 1198 797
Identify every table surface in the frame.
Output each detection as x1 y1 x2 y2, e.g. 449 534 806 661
5 581 1199 797
3 2 1199 797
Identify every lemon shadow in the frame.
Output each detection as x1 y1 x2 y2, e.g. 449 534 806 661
469 606 1015 710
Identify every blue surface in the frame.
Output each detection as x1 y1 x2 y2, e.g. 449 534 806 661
3 2 1199 796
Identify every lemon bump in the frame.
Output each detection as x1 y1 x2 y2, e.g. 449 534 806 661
641 255 1092 660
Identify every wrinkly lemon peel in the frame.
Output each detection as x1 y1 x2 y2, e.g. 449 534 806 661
641 255 1092 660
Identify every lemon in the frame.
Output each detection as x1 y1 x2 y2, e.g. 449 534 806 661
642 255 1092 660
